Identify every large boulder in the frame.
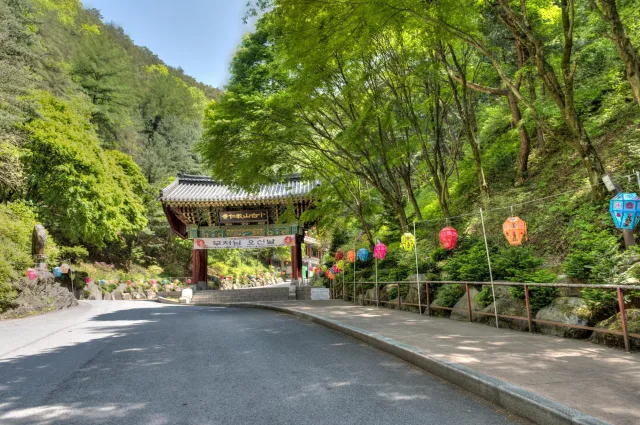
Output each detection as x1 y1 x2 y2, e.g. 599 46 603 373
429 284 465 318
588 309 640 350
84 281 103 301
535 297 595 339
112 290 123 300
450 287 481 321
364 288 376 303
146 290 157 300
478 297 529 332
1 276 77 319
401 284 422 313
135 292 147 300
122 293 132 301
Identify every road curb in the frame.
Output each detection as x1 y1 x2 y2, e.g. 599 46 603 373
197 302 610 425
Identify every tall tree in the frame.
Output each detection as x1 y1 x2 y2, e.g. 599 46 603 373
594 0 640 108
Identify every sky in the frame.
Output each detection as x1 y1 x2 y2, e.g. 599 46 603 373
83 0 255 88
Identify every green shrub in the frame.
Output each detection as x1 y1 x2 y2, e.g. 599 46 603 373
57 245 89 263
0 202 59 312
476 286 494 308
434 284 465 307
442 241 492 281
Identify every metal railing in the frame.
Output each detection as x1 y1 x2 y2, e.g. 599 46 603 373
337 280 640 352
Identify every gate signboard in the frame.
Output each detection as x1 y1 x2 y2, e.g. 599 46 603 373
193 235 296 250
219 210 268 224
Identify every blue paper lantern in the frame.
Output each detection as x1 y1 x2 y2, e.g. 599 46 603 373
357 248 369 262
100 279 106 285
53 267 62 278
610 193 640 230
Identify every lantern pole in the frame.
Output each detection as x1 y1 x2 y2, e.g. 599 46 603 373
353 246 357 305
413 221 422 316
342 266 346 301
375 256 379 307
480 208 499 329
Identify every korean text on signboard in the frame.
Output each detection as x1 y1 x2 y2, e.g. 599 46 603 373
218 210 268 224
193 235 296 250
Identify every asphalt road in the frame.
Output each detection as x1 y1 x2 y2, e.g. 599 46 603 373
0 302 528 425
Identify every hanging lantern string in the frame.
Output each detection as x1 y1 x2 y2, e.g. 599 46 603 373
414 170 640 225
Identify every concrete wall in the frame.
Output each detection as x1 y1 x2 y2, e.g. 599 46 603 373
192 287 290 304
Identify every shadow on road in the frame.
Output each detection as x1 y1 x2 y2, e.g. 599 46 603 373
0 304 525 425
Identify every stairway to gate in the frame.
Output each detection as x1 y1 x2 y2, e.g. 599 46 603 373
191 287 290 304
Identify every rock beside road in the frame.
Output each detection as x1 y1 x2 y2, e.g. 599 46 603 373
589 309 640 350
535 297 594 338
1 276 77 319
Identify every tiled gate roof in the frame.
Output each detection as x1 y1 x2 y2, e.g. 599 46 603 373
159 174 319 206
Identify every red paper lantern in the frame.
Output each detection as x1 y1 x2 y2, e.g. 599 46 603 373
439 227 458 250
187 279 192 285
27 268 38 280
85 277 92 284
335 249 343 261
127 280 132 285
503 217 528 246
373 241 387 260
346 250 356 262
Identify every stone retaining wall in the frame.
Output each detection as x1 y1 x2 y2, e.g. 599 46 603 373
295 286 315 300
192 287 290 304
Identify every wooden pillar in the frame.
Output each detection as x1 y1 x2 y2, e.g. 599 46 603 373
290 235 303 281
192 249 208 286
290 245 298 281
296 235 303 280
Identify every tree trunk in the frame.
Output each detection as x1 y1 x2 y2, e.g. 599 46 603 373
400 170 423 221
597 0 640 108
507 91 531 182
528 72 546 150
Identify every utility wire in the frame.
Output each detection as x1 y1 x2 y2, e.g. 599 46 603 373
414 170 640 225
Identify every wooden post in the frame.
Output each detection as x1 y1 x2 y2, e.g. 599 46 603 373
425 283 431 316
524 285 533 333
465 283 473 322
617 288 630 352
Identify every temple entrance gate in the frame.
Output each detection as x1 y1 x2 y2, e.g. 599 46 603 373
158 174 321 286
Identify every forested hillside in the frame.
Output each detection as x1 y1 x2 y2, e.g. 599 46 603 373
0 0 219 310
201 0 640 313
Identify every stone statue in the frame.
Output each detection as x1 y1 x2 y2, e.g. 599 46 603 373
32 224 48 269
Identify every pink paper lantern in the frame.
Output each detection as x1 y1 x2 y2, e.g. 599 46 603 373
439 227 458 250
27 268 38 280
187 279 192 285
150 279 156 285
85 277 92 284
373 241 387 260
